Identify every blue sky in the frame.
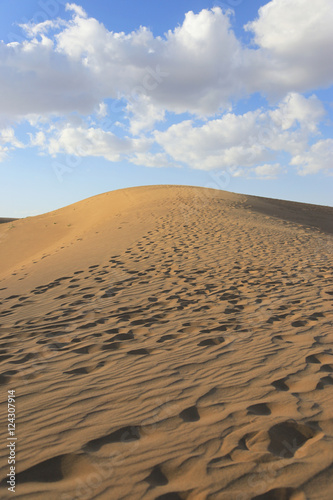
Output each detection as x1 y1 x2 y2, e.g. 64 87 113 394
0 0 332 217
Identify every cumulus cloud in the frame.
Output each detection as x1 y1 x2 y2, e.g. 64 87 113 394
19 19 67 38
290 139 333 175
51 6 244 116
0 1 332 179
153 93 325 172
65 3 87 18
247 0 333 58
254 163 282 179
268 93 325 132
19 91 330 177
126 96 165 135
46 124 150 161
0 36 97 121
0 127 24 161
28 131 46 147
245 0 333 96
154 116 269 170
2 0 332 126
0 128 24 149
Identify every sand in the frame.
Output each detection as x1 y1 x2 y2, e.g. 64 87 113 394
0 185 332 500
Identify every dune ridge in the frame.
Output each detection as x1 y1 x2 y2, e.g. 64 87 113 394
0 185 332 499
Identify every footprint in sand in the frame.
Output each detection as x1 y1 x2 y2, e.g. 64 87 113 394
179 406 200 422
127 348 150 356
247 403 271 416
251 487 300 500
271 377 289 391
6 453 97 485
83 425 141 452
198 336 224 347
145 465 168 487
157 334 177 343
267 421 317 458
291 319 307 327
64 362 104 376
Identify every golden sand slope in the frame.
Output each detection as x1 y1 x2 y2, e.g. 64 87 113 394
0 185 332 500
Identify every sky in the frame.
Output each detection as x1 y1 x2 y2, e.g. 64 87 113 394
0 0 332 217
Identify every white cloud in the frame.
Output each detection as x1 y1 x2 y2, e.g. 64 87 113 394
290 139 333 175
154 115 268 170
46 124 150 161
19 19 67 38
65 3 88 19
246 0 333 56
1 2 332 125
245 0 333 96
96 102 107 118
36 91 326 176
0 128 24 148
52 7 243 116
29 131 46 147
153 93 325 172
126 96 165 135
268 93 325 132
254 163 282 179
0 128 24 161
0 36 97 121
0 1 332 180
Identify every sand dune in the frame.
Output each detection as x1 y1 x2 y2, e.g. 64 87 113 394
0 185 332 500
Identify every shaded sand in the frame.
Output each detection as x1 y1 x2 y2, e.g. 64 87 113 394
0 185 332 500
0 218 17 225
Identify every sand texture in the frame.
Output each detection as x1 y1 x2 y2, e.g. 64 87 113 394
0 185 332 500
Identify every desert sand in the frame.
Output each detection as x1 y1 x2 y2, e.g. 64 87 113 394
0 185 332 500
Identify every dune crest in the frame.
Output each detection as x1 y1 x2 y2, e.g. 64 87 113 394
0 185 332 499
